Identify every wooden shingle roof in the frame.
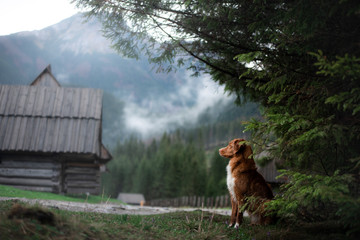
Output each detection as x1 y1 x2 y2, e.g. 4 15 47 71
0 67 111 161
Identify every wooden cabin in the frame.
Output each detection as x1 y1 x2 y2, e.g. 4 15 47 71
0 65 112 195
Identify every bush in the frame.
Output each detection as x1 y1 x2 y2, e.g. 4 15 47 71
267 170 360 237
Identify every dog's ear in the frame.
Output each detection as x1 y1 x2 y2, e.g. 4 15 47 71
233 139 246 153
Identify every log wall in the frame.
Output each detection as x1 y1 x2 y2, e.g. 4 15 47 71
0 155 61 193
64 163 100 195
0 154 102 195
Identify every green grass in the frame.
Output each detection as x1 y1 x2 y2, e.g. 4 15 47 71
0 185 354 240
0 184 123 204
0 200 253 240
0 200 353 240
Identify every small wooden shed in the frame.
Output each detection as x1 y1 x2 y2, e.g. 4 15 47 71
0 65 112 194
117 193 145 205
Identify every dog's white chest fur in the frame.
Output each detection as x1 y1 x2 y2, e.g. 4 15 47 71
226 163 237 202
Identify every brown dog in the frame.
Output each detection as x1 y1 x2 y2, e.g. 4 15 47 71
219 138 273 227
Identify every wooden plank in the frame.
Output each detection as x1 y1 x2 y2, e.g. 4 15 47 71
92 120 100 155
15 86 28 115
30 117 40 151
8 116 22 150
42 87 55 117
46 88 57 116
0 116 9 149
15 117 28 150
78 119 88 153
62 88 74 117
65 181 99 187
33 86 45 116
70 88 80 118
89 89 100 119
0 177 59 186
65 167 98 174
56 117 67 152
63 118 74 152
86 89 95 119
84 88 93 118
44 118 55 152
0 85 9 114
66 171 100 177
53 88 64 117
79 88 90 118
43 118 51 152
3 116 15 150
84 119 95 153
94 89 103 120
24 87 37 116
66 172 100 178
63 118 72 153
2 184 54 193
7 86 20 115
0 168 58 178
50 118 61 151
36 117 47 151
66 162 99 168
0 160 60 169
70 119 81 152
30 117 42 151
42 87 51 116
65 174 99 181
22 117 34 150
71 88 81 117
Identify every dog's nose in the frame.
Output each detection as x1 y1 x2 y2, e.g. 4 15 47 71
219 148 225 156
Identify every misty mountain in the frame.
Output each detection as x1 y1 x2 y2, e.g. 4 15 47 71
0 14 186 102
0 13 241 146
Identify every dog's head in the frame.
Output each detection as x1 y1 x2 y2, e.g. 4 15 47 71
219 138 257 171
219 138 247 158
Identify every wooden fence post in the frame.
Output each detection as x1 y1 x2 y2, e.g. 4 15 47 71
215 196 220 208
192 196 196 207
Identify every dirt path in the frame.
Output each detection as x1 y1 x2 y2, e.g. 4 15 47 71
0 197 232 216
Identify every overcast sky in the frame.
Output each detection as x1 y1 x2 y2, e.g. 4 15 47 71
0 0 79 36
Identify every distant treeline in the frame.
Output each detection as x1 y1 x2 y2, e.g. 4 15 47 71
102 133 230 200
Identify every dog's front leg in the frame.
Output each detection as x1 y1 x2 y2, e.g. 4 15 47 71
229 197 238 227
235 198 244 228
